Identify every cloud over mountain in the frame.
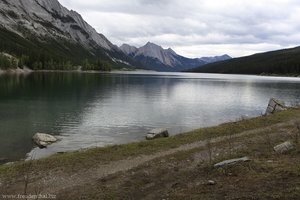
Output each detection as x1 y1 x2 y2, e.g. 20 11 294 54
59 0 300 57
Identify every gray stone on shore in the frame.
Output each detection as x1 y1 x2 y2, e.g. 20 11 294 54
32 133 58 148
0 158 8 164
273 141 294 153
207 180 216 185
265 98 287 115
214 156 251 168
146 128 169 140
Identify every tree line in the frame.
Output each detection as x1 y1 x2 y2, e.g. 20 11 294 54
191 46 300 75
0 27 114 71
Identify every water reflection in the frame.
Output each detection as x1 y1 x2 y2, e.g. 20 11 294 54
1 72 300 160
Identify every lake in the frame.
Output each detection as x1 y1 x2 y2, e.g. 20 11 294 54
1 71 300 161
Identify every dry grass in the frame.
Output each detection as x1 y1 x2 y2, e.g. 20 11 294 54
57 118 300 200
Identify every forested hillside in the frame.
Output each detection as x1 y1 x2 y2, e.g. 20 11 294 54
0 0 136 71
190 46 300 75
0 27 129 71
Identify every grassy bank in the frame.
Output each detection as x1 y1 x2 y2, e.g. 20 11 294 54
75 122 300 200
0 107 300 179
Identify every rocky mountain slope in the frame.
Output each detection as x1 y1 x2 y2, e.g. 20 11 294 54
0 0 231 72
120 42 231 72
0 0 133 70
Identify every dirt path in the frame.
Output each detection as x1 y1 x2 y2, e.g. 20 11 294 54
5 120 295 197
18 119 292 195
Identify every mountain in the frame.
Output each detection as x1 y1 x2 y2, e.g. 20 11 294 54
189 46 300 75
120 42 231 72
199 55 232 64
0 0 133 70
119 44 138 56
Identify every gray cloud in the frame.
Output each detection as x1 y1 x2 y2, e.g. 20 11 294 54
59 0 300 57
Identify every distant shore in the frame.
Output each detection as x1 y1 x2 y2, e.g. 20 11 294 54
0 67 33 74
1 67 300 78
0 68 157 75
259 72 300 78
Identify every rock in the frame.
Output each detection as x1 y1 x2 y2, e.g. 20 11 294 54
214 156 251 168
32 133 58 148
0 158 8 164
146 128 169 140
265 98 287 115
207 180 216 185
273 141 294 153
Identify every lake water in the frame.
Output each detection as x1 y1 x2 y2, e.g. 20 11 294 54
1 71 300 161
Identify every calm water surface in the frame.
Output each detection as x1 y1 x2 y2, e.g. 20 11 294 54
1 71 300 161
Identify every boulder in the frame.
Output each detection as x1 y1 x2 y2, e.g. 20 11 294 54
265 98 287 115
214 156 251 168
273 141 294 153
32 133 58 148
207 180 216 185
146 128 169 140
0 158 8 164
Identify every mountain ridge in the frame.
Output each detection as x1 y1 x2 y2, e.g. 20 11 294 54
0 0 115 50
0 0 134 70
120 42 231 72
188 46 300 75
0 0 231 72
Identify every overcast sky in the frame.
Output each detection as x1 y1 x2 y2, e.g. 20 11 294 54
59 0 300 58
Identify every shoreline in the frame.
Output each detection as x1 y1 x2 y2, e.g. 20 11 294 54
0 67 33 74
1 68 300 78
1 71 299 164
0 106 299 168
1 107 300 198
259 73 300 78
0 68 140 75
0 107 300 200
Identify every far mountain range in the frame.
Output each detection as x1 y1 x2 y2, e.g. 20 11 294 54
0 0 230 72
120 42 231 72
0 0 299 75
